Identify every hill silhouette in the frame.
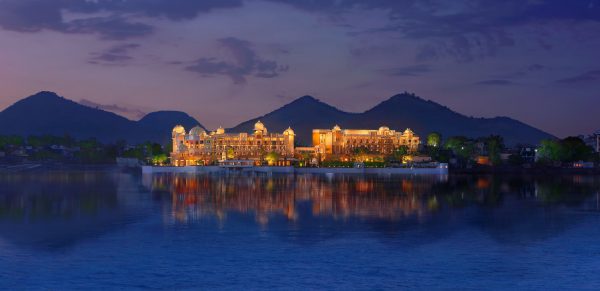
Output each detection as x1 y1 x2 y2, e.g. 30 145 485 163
0 92 204 143
0 91 553 146
230 93 554 146
227 96 357 145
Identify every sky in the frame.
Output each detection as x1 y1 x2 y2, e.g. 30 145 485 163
0 0 599 137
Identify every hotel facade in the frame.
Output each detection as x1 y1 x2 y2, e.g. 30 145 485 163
171 121 295 166
170 122 420 166
312 125 420 156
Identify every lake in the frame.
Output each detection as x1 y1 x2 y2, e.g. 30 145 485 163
1 169 600 289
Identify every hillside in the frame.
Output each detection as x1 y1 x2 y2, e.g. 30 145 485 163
228 96 357 145
0 92 204 143
0 91 554 146
230 93 554 146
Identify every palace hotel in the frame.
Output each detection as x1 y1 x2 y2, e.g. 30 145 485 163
171 122 420 166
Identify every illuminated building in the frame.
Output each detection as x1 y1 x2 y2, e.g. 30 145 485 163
312 125 420 156
171 121 295 166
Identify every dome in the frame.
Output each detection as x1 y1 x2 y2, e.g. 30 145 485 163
378 126 390 135
254 120 265 131
216 126 225 135
172 125 185 135
189 125 205 136
404 128 414 135
283 127 295 136
332 125 341 131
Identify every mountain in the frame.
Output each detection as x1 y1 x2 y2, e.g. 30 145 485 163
0 91 135 141
0 91 553 146
0 91 204 143
228 96 357 145
230 93 554 146
354 93 553 145
137 111 204 144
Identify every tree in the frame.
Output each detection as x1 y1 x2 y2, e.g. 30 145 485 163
0 135 24 149
265 151 280 165
485 135 504 165
508 153 524 166
537 137 594 164
560 136 593 162
164 142 173 155
392 146 409 162
226 147 235 159
298 151 312 166
537 139 562 163
426 132 441 148
152 153 169 165
150 143 163 156
352 146 371 162
445 136 475 166
445 137 473 158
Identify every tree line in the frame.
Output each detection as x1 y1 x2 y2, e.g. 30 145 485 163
0 134 168 165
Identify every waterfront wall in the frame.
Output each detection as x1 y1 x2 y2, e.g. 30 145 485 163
249 166 295 173
142 165 448 175
141 166 221 174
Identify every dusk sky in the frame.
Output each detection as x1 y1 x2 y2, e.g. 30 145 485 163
1 0 599 137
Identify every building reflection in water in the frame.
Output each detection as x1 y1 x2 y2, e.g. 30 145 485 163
145 173 446 225
144 173 600 226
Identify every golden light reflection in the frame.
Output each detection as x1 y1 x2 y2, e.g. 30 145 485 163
144 174 449 225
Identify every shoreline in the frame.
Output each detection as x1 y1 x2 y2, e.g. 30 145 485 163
141 165 449 175
3 162 600 176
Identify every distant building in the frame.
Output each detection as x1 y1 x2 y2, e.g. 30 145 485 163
573 161 594 168
171 121 295 166
519 146 537 163
594 131 600 152
580 131 600 153
312 125 420 156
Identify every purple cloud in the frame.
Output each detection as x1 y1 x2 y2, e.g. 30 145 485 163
475 79 515 86
88 43 141 65
556 70 600 84
79 98 147 120
0 0 243 40
381 65 431 77
185 37 289 84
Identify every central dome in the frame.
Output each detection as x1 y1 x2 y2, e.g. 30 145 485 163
254 120 267 134
189 125 205 136
254 120 265 131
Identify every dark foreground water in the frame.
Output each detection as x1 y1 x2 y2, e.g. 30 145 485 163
1 169 600 289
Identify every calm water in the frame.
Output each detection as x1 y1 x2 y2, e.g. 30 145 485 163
1 169 600 289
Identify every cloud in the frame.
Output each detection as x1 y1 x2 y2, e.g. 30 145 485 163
96 0 244 21
79 99 147 120
185 37 289 84
65 16 154 40
0 0 242 39
381 64 431 77
527 64 546 72
88 43 141 65
555 70 600 84
475 79 515 86
269 0 600 61
493 63 549 79
0 0 153 39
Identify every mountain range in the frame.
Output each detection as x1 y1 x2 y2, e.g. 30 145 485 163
0 91 554 146
229 93 553 146
0 92 203 144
